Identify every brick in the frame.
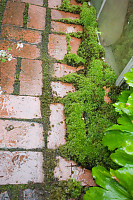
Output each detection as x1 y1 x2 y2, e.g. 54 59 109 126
3 1 25 27
51 21 83 33
12 0 43 6
70 37 81 54
20 59 42 96
47 103 66 149
0 151 44 185
70 0 82 6
1 25 42 44
51 81 76 97
52 63 83 78
51 9 80 20
27 5 46 30
0 40 40 59
1 58 17 94
48 0 62 8
0 120 44 149
48 34 67 60
54 156 96 186
0 95 41 119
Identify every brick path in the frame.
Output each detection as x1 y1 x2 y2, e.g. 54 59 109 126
0 0 95 199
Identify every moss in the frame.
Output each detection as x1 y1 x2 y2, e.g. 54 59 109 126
58 0 81 14
53 18 81 25
63 52 86 67
23 3 29 28
0 0 6 28
69 31 83 38
66 33 71 53
13 57 21 95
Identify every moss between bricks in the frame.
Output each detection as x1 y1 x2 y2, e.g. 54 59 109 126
0 0 6 28
23 3 29 28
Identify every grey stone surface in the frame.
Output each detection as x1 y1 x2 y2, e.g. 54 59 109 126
0 191 10 200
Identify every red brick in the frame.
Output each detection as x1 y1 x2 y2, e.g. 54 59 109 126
1 58 17 94
47 103 66 149
54 156 96 186
48 0 62 8
19 59 43 96
51 9 80 20
3 1 25 27
27 5 46 30
48 34 67 60
0 40 40 59
12 0 43 6
1 25 42 44
0 95 41 119
51 81 76 97
70 0 82 6
0 120 44 149
51 21 83 33
52 63 83 78
0 151 44 185
70 37 81 54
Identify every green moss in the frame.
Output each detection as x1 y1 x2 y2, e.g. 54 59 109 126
69 31 83 38
63 52 86 67
13 57 21 95
66 33 71 53
23 3 29 28
58 0 81 14
53 18 81 25
0 0 6 27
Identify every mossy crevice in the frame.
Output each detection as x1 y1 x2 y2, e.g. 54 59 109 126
23 3 29 28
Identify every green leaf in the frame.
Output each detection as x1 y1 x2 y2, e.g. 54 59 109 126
124 69 133 87
123 139 133 155
111 149 133 167
111 167 133 196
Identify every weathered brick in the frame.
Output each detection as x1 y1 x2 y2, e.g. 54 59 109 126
27 5 46 30
47 103 66 149
0 151 44 185
0 95 41 119
51 81 76 97
52 63 84 78
0 40 40 59
1 25 42 44
48 0 62 8
54 156 97 186
51 9 80 20
48 34 67 60
51 21 83 33
19 59 42 96
1 58 17 94
0 120 44 149
70 0 82 6
3 1 25 27
70 37 81 54
11 0 43 6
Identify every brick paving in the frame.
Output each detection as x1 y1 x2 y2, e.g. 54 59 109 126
0 0 96 197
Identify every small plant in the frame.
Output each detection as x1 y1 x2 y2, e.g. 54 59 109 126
0 48 13 63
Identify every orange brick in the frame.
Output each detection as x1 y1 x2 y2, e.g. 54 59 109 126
51 21 83 33
48 0 62 8
11 0 43 6
3 1 25 27
19 59 43 96
1 58 17 94
1 25 42 44
48 34 67 60
51 81 76 97
0 95 41 119
51 9 80 20
0 151 44 185
70 0 82 6
47 103 66 149
70 37 81 54
0 120 44 149
27 5 46 30
0 40 40 59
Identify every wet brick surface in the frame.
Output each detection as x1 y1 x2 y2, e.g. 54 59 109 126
52 63 84 78
47 103 66 149
0 120 44 149
1 58 17 94
27 5 46 30
54 156 96 186
3 1 25 27
48 34 67 60
51 9 80 20
0 95 41 119
51 81 76 97
12 0 43 6
19 59 43 96
0 40 40 59
70 37 81 54
51 21 83 33
1 25 42 44
0 151 44 185
48 0 62 8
